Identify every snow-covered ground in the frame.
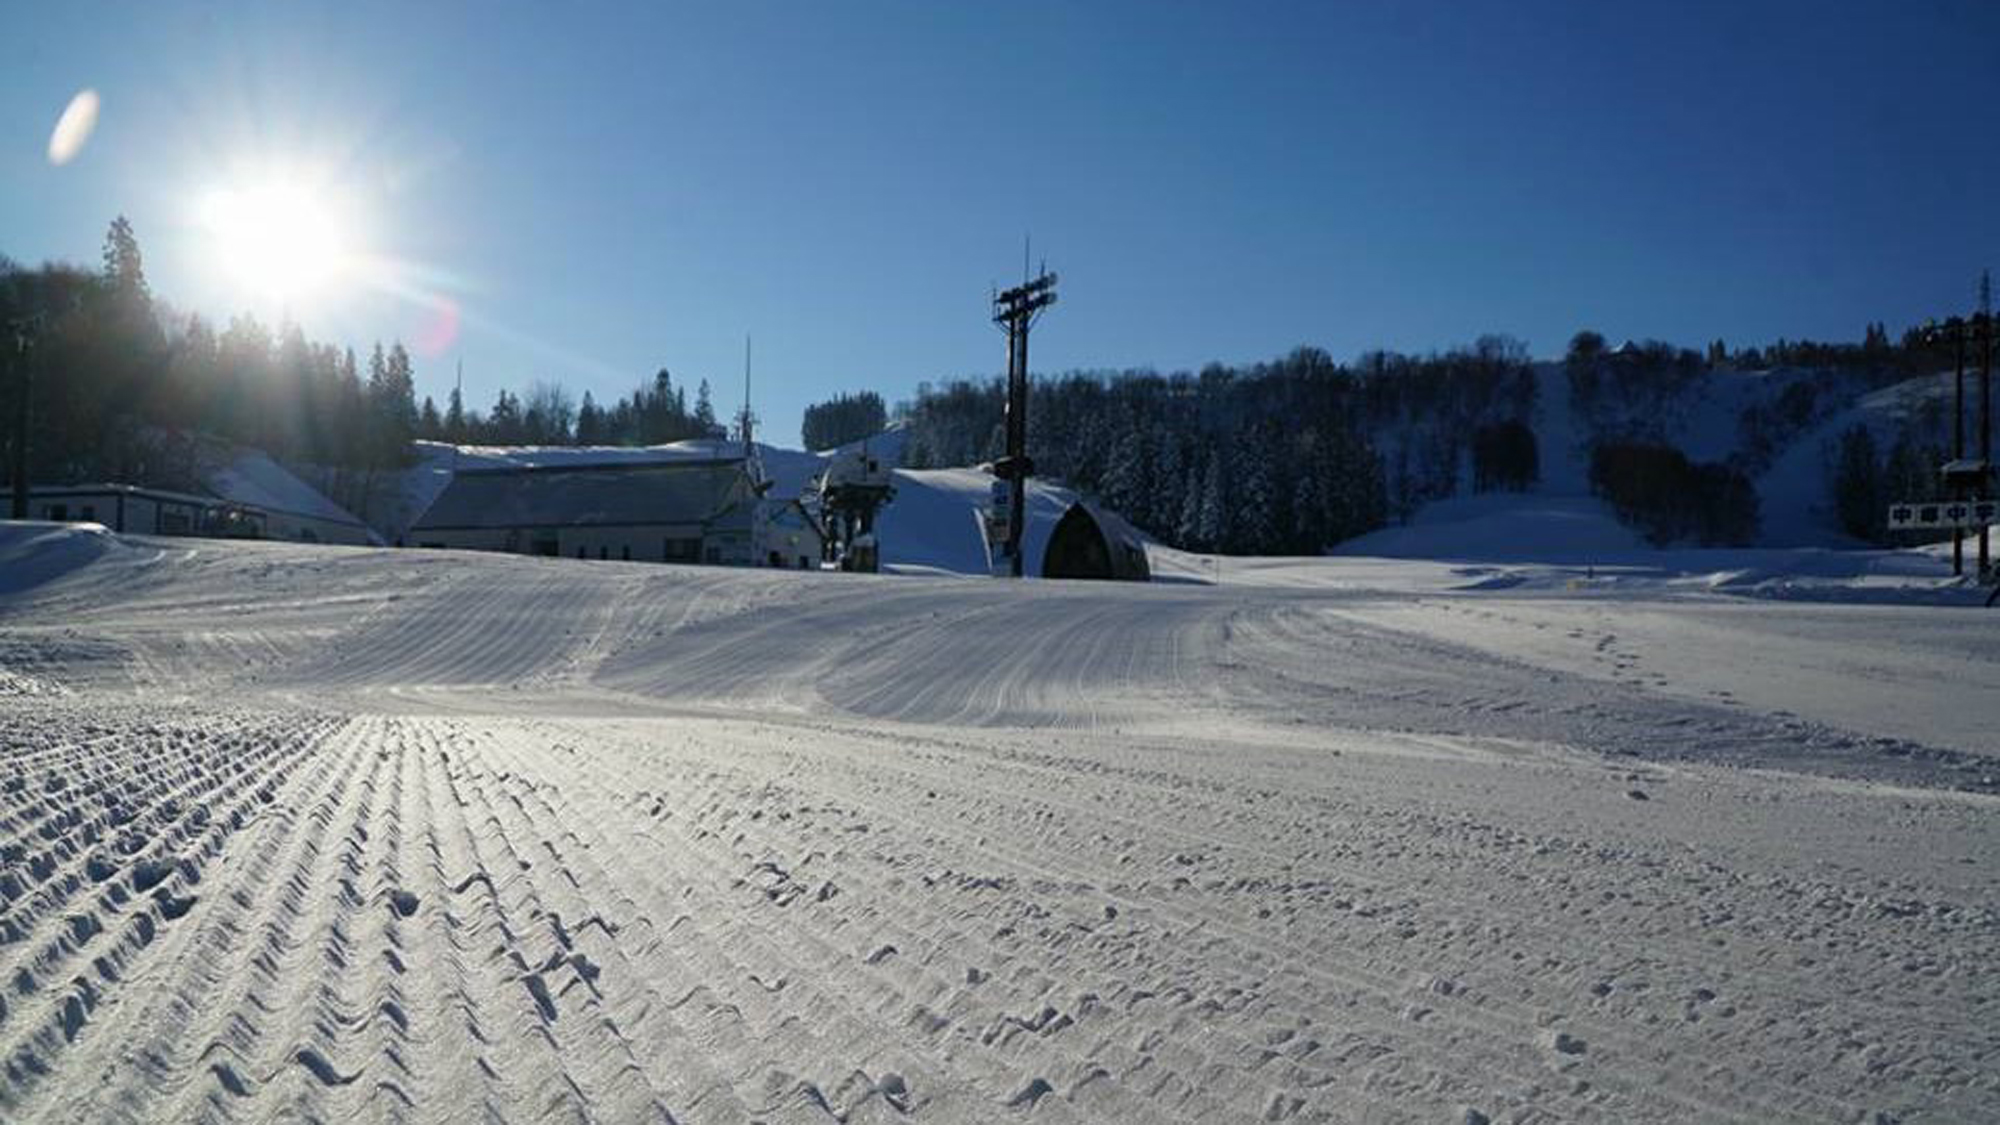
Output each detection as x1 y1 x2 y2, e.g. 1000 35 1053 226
0 521 1995 1123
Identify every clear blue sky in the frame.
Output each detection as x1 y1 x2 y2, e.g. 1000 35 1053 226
7 1 1998 448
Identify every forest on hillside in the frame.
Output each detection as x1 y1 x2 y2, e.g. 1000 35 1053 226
0 220 729 517
894 326 1974 554
895 338 1539 555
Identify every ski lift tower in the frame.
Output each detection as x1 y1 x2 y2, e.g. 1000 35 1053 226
991 267 1057 577
815 441 895 572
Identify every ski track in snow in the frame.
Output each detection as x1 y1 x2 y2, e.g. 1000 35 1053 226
1 535 1996 1123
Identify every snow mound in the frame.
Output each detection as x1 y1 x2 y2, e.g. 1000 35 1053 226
0 522 136 595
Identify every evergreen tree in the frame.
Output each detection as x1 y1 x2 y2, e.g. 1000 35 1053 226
1292 466 1325 555
1195 452 1227 550
801 390 888 450
694 378 718 436
643 368 675 443
1175 465 1204 549
488 389 522 443
101 215 149 301
1232 436 1277 553
1830 424 1882 541
1098 426 1145 521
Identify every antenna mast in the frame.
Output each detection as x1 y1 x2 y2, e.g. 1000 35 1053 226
739 333 763 485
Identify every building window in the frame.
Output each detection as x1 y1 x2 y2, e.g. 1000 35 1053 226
80 504 95 520
45 504 68 521
621 545 631 561
599 545 608 560
704 545 721 565
663 537 699 563
576 545 586 559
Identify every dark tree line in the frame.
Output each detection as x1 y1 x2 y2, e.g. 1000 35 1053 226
898 339 1539 554
1471 420 1539 492
2 220 421 513
1589 441 1759 547
409 369 724 447
1828 421 1961 545
3 219 743 524
800 391 887 451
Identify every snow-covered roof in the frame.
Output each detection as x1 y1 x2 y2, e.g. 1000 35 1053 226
29 482 215 506
411 459 753 531
203 450 371 528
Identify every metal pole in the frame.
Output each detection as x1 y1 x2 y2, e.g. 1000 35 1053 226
1982 314 1993 577
1954 327 1966 576
9 329 28 520
1007 319 1027 578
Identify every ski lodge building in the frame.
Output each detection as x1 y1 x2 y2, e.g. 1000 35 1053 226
23 481 376 545
24 484 218 536
408 458 823 568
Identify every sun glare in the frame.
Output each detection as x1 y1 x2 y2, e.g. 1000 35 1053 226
198 177 355 305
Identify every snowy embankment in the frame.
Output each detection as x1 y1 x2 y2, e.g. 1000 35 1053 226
0 522 1995 1123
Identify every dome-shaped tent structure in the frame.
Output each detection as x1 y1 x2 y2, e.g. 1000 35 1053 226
1041 501 1151 581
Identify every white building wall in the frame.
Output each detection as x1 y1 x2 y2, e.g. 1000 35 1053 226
263 510 374 546
411 524 713 563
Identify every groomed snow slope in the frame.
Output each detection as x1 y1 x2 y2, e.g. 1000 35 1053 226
0 526 1995 1123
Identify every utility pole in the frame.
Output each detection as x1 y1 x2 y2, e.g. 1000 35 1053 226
1954 318 1966 576
1916 308 1996 579
9 315 40 521
740 334 754 459
991 265 1057 577
1980 270 1993 577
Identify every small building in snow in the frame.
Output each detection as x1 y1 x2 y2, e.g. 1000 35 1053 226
758 498 826 570
408 459 770 565
201 450 378 546
1041 501 1152 581
24 484 216 536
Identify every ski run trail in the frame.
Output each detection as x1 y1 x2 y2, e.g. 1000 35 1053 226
0 526 1995 1124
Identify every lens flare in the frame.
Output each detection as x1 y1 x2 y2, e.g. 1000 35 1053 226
47 89 100 166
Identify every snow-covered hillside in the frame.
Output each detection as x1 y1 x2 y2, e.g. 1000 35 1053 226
1339 361 1975 561
0 523 1995 1123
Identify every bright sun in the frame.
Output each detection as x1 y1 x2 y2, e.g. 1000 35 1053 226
198 177 354 304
